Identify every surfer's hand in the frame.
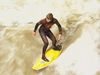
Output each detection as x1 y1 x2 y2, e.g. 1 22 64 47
58 34 61 41
32 31 36 36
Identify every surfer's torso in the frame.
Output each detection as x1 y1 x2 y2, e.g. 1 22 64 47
38 18 57 29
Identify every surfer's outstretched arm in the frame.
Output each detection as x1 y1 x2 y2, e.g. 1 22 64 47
55 19 62 34
34 22 41 32
55 19 62 40
33 20 42 36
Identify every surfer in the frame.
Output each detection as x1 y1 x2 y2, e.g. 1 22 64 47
33 13 62 62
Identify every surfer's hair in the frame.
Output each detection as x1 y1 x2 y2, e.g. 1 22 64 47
46 13 53 20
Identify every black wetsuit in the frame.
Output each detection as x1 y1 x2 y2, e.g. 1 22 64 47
34 18 62 58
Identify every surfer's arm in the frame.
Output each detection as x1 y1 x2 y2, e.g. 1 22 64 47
55 19 62 34
34 20 42 32
34 23 40 32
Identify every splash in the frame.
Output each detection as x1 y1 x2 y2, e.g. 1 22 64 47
0 0 100 75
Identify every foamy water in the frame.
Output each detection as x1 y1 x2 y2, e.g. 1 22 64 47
0 0 100 75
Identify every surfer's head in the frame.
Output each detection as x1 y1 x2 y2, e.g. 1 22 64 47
46 13 53 22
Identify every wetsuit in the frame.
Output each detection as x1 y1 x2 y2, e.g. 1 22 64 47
34 18 62 59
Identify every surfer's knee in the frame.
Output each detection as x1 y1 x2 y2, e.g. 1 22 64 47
52 39 56 45
44 41 49 46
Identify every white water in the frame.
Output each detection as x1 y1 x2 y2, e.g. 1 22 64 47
54 24 100 75
0 0 100 75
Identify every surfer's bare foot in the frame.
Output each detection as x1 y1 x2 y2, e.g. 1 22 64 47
42 56 49 62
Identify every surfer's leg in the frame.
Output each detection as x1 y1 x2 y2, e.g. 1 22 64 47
39 29 49 62
46 30 57 49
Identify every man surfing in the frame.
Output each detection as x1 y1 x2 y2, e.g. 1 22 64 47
33 13 62 62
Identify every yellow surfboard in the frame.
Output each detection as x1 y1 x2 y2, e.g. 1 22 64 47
32 49 62 70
